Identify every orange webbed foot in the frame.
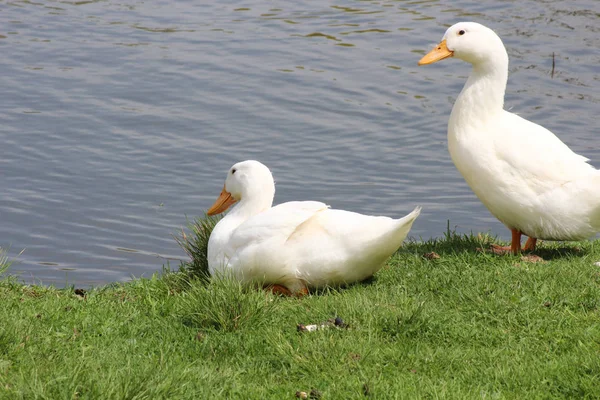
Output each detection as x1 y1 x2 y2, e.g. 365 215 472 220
265 284 293 296
490 229 522 255
489 244 513 255
264 283 308 297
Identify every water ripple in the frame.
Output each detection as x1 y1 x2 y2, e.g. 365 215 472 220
0 0 598 286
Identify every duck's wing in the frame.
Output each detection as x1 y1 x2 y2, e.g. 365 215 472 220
229 201 329 249
496 111 595 184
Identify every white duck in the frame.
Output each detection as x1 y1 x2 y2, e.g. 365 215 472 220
206 160 421 295
418 22 600 254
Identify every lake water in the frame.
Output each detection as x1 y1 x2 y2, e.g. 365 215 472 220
1 0 599 286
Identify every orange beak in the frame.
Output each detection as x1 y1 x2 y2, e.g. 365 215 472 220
418 39 453 65
207 185 237 215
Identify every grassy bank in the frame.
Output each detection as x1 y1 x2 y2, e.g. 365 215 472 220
1 233 600 399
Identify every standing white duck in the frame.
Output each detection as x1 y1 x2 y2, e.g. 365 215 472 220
418 22 600 254
206 160 421 295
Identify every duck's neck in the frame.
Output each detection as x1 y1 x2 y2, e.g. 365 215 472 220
449 56 508 133
209 190 274 247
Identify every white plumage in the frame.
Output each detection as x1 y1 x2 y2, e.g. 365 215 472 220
207 160 420 294
419 22 600 253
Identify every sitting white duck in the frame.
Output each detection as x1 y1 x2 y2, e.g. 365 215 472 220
418 22 600 254
206 160 421 295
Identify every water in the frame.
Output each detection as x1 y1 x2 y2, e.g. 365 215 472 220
1 0 598 286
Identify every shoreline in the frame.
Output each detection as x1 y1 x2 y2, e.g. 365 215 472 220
2 234 599 398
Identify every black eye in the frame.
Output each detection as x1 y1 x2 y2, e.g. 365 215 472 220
231 168 236 175
458 30 465 36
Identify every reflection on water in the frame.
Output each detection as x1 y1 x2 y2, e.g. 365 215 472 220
0 0 598 286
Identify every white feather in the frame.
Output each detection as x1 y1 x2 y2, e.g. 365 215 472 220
429 22 600 241
207 160 420 293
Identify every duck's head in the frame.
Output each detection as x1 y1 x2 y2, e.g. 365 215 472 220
418 22 506 67
207 160 275 215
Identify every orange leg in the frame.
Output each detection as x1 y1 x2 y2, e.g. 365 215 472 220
510 229 522 255
491 228 522 255
523 237 537 252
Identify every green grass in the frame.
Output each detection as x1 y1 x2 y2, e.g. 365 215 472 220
173 214 222 279
1 233 600 399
